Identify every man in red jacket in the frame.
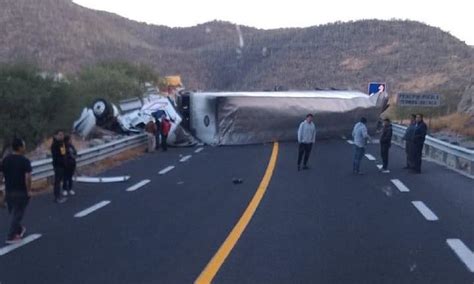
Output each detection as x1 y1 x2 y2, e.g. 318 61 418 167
160 115 171 152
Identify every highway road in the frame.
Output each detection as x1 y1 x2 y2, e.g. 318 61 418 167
1 139 473 283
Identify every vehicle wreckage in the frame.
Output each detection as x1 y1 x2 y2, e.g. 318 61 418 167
73 88 389 146
187 90 389 145
73 88 198 147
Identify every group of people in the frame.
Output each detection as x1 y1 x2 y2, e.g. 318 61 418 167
145 114 172 153
297 113 428 175
0 130 77 243
402 114 428 173
0 113 428 244
1 114 171 244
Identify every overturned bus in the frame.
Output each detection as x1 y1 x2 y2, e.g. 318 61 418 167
183 90 388 145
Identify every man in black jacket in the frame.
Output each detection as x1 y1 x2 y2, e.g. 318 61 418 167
403 114 416 169
51 130 67 203
412 114 428 174
1 138 32 243
379 118 393 173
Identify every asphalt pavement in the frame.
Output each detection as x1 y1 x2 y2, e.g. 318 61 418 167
0 140 473 284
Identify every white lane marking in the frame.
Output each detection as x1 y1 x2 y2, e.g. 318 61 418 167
74 201 111 218
159 166 175 175
377 164 383 170
446 239 474 273
0 234 42 256
346 140 355 145
365 154 376 161
180 155 192 162
391 179 410 192
195 147 204 153
411 201 439 221
126 179 151 192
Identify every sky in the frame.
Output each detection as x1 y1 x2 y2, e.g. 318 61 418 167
73 0 474 45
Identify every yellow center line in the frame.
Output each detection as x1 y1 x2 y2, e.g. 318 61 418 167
195 142 279 284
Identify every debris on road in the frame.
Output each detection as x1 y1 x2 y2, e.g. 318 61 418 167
74 176 131 183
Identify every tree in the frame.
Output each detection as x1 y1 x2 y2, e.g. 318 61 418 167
70 61 160 107
0 63 74 149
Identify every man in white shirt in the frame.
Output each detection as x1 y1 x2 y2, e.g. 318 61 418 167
297 114 316 171
352 117 371 174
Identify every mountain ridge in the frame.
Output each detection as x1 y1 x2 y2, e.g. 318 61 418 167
1 0 472 98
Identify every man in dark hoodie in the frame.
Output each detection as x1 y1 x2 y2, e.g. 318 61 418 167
379 118 393 173
51 130 67 203
412 114 428 174
403 114 416 169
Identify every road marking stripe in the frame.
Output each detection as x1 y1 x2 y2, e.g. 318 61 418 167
391 179 410 192
195 147 204 153
126 180 151 192
411 201 439 221
74 201 111 218
180 155 192 162
0 234 42 256
195 142 279 284
346 140 355 145
365 154 376 161
377 164 383 170
446 239 474 273
159 166 175 175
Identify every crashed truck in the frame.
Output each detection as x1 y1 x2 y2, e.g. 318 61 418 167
186 90 389 145
73 88 198 146
73 89 388 146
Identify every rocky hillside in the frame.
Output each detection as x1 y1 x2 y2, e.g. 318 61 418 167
1 0 473 100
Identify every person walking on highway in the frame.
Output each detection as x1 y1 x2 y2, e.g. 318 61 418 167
412 114 428 174
379 118 393 173
297 114 316 171
63 135 77 196
1 138 32 244
51 130 67 203
160 115 171 152
403 114 416 169
352 117 371 175
145 119 158 153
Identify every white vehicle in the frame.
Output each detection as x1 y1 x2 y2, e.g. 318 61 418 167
73 89 196 146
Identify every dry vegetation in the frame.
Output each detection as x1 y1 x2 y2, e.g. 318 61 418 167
430 113 474 137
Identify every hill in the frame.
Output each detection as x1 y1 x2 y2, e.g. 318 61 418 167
1 0 473 100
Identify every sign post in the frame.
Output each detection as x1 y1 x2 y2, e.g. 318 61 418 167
397 93 442 130
368 82 386 95
397 93 441 107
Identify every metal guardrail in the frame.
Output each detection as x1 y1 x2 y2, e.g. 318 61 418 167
391 124 474 178
30 134 147 181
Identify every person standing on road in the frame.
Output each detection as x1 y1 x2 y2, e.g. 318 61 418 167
160 115 171 152
154 116 162 151
412 114 428 174
297 114 316 171
51 130 67 203
403 114 416 169
1 138 32 244
145 119 158 153
63 135 77 196
352 117 371 175
379 118 393 173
